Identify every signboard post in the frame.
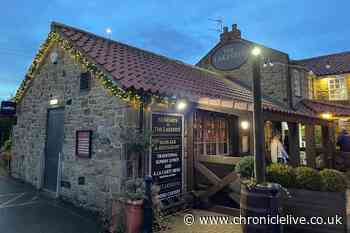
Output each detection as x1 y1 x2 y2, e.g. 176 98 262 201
150 113 183 204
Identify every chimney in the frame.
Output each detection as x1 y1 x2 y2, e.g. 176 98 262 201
220 23 242 42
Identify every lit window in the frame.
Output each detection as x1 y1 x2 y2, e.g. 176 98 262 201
293 69 302 97
328 76 347 100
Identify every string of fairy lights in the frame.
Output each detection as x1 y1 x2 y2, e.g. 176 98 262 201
14 31 177 109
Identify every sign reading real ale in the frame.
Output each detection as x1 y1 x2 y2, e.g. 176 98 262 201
0 101 16 115
151 113 183 201
211 41 250 70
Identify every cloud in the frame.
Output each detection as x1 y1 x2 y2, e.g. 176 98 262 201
132 25 205 63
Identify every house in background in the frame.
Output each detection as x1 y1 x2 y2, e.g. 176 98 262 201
294 52 350 134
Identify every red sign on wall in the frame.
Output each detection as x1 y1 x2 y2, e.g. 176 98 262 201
76 130 92 158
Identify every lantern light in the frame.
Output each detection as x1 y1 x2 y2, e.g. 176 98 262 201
241 120 250 130
49 99 58 105
176 100 187 111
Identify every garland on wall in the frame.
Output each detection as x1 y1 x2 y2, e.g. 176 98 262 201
14 31 175 108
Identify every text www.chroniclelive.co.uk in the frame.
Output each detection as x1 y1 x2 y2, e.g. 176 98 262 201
183 214 343 226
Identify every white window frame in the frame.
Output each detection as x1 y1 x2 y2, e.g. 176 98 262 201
308 77 314 99
328 75 348 101
293 69 302 97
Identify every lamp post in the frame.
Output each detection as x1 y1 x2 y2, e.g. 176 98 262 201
251 47 266 184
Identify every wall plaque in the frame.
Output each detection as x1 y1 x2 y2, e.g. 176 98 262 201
76 130 92 158
211 41 250 70
151 113 183 202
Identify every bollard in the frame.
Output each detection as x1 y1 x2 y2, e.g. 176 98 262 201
143 176 153 233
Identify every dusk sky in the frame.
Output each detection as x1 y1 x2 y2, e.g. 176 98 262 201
1 0 350 101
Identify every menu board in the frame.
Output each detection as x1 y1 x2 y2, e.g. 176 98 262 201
76 130 92 158
151 113 183 201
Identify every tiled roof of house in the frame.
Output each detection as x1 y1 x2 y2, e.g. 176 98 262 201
300 99 350 116
51 22 312 117
294 51 350 76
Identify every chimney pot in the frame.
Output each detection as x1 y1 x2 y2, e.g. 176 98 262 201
232 24 238 30
223 26 229 33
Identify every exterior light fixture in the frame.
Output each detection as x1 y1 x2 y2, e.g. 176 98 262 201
251 47 261 56
241 120 250 130
49 99 58 105
176 100 187 111
321 112 332 120
308 70 314 75
325 63 331 69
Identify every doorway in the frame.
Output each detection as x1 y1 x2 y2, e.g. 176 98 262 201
43 108 65 193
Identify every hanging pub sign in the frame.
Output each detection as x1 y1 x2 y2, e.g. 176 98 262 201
211 41 250 70
151 113 183 203
76 130 92 158
0 101 16 115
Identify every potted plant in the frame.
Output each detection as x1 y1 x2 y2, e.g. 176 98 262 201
113 178 145 233
267 164 347 233
235 157 283 233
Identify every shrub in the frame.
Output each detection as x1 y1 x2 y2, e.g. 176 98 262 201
114 178 145 201
235 156 254 179
266 164 296 188
320 169 347 192
294 167 322 191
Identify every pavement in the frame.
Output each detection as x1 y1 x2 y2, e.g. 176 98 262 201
0 176 102 233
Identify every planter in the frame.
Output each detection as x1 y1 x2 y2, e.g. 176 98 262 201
282 189 347 233
124 200 144 233
240 183 283 233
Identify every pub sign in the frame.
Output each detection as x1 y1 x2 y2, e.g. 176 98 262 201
211 41 250 70
151 113 183 202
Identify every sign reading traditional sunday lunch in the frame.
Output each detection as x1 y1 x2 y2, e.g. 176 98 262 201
151 113 183 202
211 41 250 70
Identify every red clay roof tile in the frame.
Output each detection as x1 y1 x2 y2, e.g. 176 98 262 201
52 22 314 117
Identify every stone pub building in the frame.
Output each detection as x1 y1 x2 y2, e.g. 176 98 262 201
11 22 338 212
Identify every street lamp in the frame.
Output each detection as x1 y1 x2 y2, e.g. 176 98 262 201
251 46 266 184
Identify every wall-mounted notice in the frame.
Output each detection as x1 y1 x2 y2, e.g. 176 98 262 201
151 113 183 202
76 130 92 158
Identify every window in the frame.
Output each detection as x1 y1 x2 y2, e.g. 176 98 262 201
80 72 91 91
328 76 347 100
308 77 314 99
194 111 230 156
293 69 302 97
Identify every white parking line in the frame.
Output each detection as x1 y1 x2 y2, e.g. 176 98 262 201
0 192 26 197
0 193 26 207
0 201 39 209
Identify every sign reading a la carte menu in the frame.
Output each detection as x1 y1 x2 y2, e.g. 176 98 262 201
151 113 183 202
211 41 250 70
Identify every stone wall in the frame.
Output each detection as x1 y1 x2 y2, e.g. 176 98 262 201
197 43 291 106
12 43 138 212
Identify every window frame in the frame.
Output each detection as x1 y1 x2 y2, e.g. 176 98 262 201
80 72 91 91
293 69 302 97
328 75 347 101
194 111 230 156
